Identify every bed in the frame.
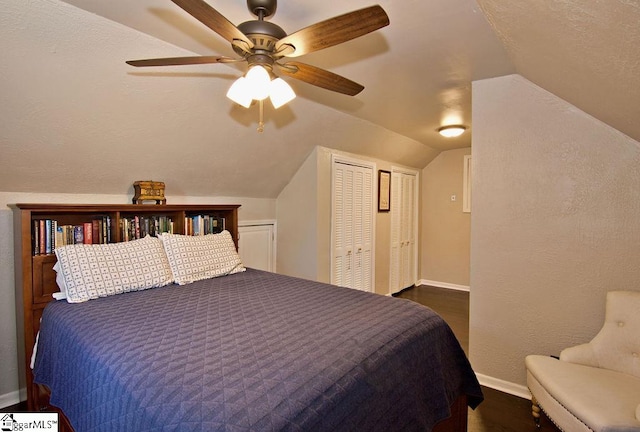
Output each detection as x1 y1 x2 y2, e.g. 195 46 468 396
28 230 482 431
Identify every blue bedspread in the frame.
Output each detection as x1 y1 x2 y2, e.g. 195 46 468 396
34 269 482 431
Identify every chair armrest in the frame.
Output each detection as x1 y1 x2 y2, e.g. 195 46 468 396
560 343 599 367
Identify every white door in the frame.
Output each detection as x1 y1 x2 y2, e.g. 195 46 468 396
389 169 418 294
238 222 276 272
331 159 374 292
400 173 416 288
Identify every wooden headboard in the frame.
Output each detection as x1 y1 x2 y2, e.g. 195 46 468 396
11 203 240 412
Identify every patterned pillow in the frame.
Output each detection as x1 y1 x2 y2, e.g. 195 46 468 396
159 230 245 285
54 236 174 303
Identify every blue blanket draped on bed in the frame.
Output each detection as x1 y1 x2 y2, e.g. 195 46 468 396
34 269 482 431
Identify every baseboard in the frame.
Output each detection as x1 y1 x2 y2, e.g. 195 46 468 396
417 279 470 292
0 388 25 409
476 373 531 400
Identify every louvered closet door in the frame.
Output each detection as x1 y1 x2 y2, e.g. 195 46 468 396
333 164 353 289
353 165 373 291
332 161 373 292
389 172 402 293
389 170 417 294
400 173 416 288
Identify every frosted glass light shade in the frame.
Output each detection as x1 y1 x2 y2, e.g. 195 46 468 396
226 66 295 111
438 125 466 137
269 78 296 109
245 66 271 101
226 77 253 108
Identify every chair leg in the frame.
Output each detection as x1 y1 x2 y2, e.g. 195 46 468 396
531 395 542 428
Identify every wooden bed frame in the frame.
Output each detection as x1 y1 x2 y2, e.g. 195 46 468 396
13 203 470 431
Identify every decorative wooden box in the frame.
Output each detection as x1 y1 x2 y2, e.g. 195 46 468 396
132 181 166 204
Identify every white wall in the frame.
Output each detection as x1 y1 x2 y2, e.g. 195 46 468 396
0 192 275 407
470 74 640 393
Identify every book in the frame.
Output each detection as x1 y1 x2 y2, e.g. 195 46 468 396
92 220 100 244
33 221 40 255
51 220 57 251
73 225 84 244
120 218 128 242
55 226 63 249
83 222 93 244
45 220 52 254
39 220 46 255
134 215 141 239
102 216 108 243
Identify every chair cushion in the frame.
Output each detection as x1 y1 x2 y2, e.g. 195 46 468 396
566 291 640 379
526 355 640 432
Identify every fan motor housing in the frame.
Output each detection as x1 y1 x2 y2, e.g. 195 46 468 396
235 20 286 55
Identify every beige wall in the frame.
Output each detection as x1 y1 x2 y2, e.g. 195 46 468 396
276 148 321 281
420 148 472 287
0 192 275 407
470 74 640 392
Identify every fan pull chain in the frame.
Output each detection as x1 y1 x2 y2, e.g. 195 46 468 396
257 100 265 133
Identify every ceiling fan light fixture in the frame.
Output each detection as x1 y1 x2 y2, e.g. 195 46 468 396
227 67 296 110
269 78 296 109
438 125 466 138
126 0 390 132
226 77 253 108
245 65 271 101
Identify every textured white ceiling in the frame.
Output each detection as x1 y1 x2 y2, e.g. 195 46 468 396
1 0 638 198
477 0 640 146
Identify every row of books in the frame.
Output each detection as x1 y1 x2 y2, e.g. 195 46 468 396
32 214 227 255
185 215 225 236
32 217 112 255
121 214 225 240
120 215 174 241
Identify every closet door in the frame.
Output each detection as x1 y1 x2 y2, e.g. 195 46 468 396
389 170 418 294
333 164 353 288
352 165 373 291
389 172 402 293
399 173 416 288
332 160 374 292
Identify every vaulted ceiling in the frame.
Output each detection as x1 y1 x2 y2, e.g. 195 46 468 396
1 0 638 198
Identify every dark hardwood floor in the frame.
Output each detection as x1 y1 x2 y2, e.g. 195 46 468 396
0 401 27 412
395 285 561 432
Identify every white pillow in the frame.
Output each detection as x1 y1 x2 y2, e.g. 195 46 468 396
159 230 245 285
54 235 174 303
52 261 68 300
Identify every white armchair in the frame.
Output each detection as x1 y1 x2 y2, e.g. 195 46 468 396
525 290 640 431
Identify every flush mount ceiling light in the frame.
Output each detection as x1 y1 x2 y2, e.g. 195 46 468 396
126 0 390 133
438 125 467 138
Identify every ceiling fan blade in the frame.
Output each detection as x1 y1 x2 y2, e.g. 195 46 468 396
171 0 253 50
274 5 389 58
277 61 364 96
126 56 242 67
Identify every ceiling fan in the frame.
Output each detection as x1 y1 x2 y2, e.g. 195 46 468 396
126 0 390 131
